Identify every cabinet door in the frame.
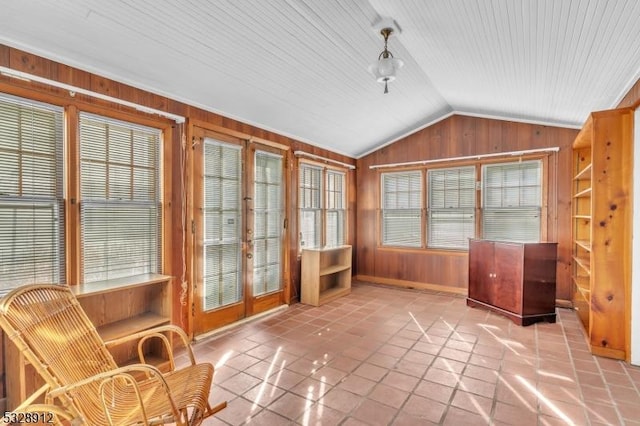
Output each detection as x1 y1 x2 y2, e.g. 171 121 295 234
493 242 523 314
468 239 495 304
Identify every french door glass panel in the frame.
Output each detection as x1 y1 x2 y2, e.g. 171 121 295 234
253 151 283 296
203 139 242 311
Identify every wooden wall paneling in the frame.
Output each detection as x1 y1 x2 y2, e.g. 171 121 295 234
556 142 574 301
164 123 184 326
9 48 52 79
355 115 578 298
0 45 9 67
65 104 81 284
617 77 640 109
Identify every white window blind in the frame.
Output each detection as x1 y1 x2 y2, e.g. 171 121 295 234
0 94 64 294
203 139 242 310
325 170 345 247
299 164 322 249
79 113 161 283
381 171 422 247
253 151 283 296
482 160 541 242
428 166 476 249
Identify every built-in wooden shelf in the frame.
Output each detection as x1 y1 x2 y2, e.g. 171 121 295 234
5 274 174 410
573 187 592 198
574 163 592 181
572 255 591 274
574 240 591 252
571 107 632 361
301 245 352 306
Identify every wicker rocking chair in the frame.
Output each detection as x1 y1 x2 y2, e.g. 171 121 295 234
0 284 226 425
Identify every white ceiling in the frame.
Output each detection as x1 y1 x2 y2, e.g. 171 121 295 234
1 0 639 158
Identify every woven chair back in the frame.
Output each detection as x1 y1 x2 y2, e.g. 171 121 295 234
0 285 118 422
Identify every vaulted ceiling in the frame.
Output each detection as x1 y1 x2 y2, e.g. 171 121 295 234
1 1 639 158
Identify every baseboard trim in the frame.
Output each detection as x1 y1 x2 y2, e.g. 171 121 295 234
355 275 467 296
194 304 289 343
556 299 573 309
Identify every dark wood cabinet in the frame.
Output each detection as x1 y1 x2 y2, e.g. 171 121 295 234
467 239 557 326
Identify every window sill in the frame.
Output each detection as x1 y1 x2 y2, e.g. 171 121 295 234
376 246 468 256
71 273 172 298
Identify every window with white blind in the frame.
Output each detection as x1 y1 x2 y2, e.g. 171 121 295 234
0 94 64 294
299 164 322 249
428 166 475 249
381 171 422 247
79 113 161 283
482 160 542 242
325 170 345 248
298 163 347 249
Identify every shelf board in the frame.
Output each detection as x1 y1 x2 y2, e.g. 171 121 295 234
574 240 592 251
573 215 591 220
574 163 592 181
319 264 351 276
572 275 590 293
98 312 170 342
572 256 591 275
72 274 172 298
573 187 592 198
576 285 591 301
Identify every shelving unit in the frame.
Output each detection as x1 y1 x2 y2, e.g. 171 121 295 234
571 107 633 360
301 245 352 306
5 274 173 409
73 274 173 367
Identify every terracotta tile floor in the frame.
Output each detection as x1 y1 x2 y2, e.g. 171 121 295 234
187 282 640 425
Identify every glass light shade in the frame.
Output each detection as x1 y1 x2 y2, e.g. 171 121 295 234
368 57 404 83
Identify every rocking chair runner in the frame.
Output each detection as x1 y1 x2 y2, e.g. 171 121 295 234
0 284 226 425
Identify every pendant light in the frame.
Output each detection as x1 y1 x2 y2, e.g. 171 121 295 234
368 26 404 94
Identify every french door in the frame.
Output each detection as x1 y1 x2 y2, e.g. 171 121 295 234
192 128 286 335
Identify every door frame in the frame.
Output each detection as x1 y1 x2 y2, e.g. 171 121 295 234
186 121 291 337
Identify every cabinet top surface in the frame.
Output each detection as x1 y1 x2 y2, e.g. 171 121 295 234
302 245 352 253
469 238 557 246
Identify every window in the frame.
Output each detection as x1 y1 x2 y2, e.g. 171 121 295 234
0 94 64 294
380 159 545 250
298 163 346 249
299 164 322 248
325 170 345 247
79 113 161 283
482 160 542 242
381 171 422 247
428 166 475 249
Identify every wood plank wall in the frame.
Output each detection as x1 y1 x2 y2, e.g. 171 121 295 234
0 45 356 400
355 115 579 297
0 42 638 402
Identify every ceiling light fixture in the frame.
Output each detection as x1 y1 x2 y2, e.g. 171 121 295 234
368 25 404 94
